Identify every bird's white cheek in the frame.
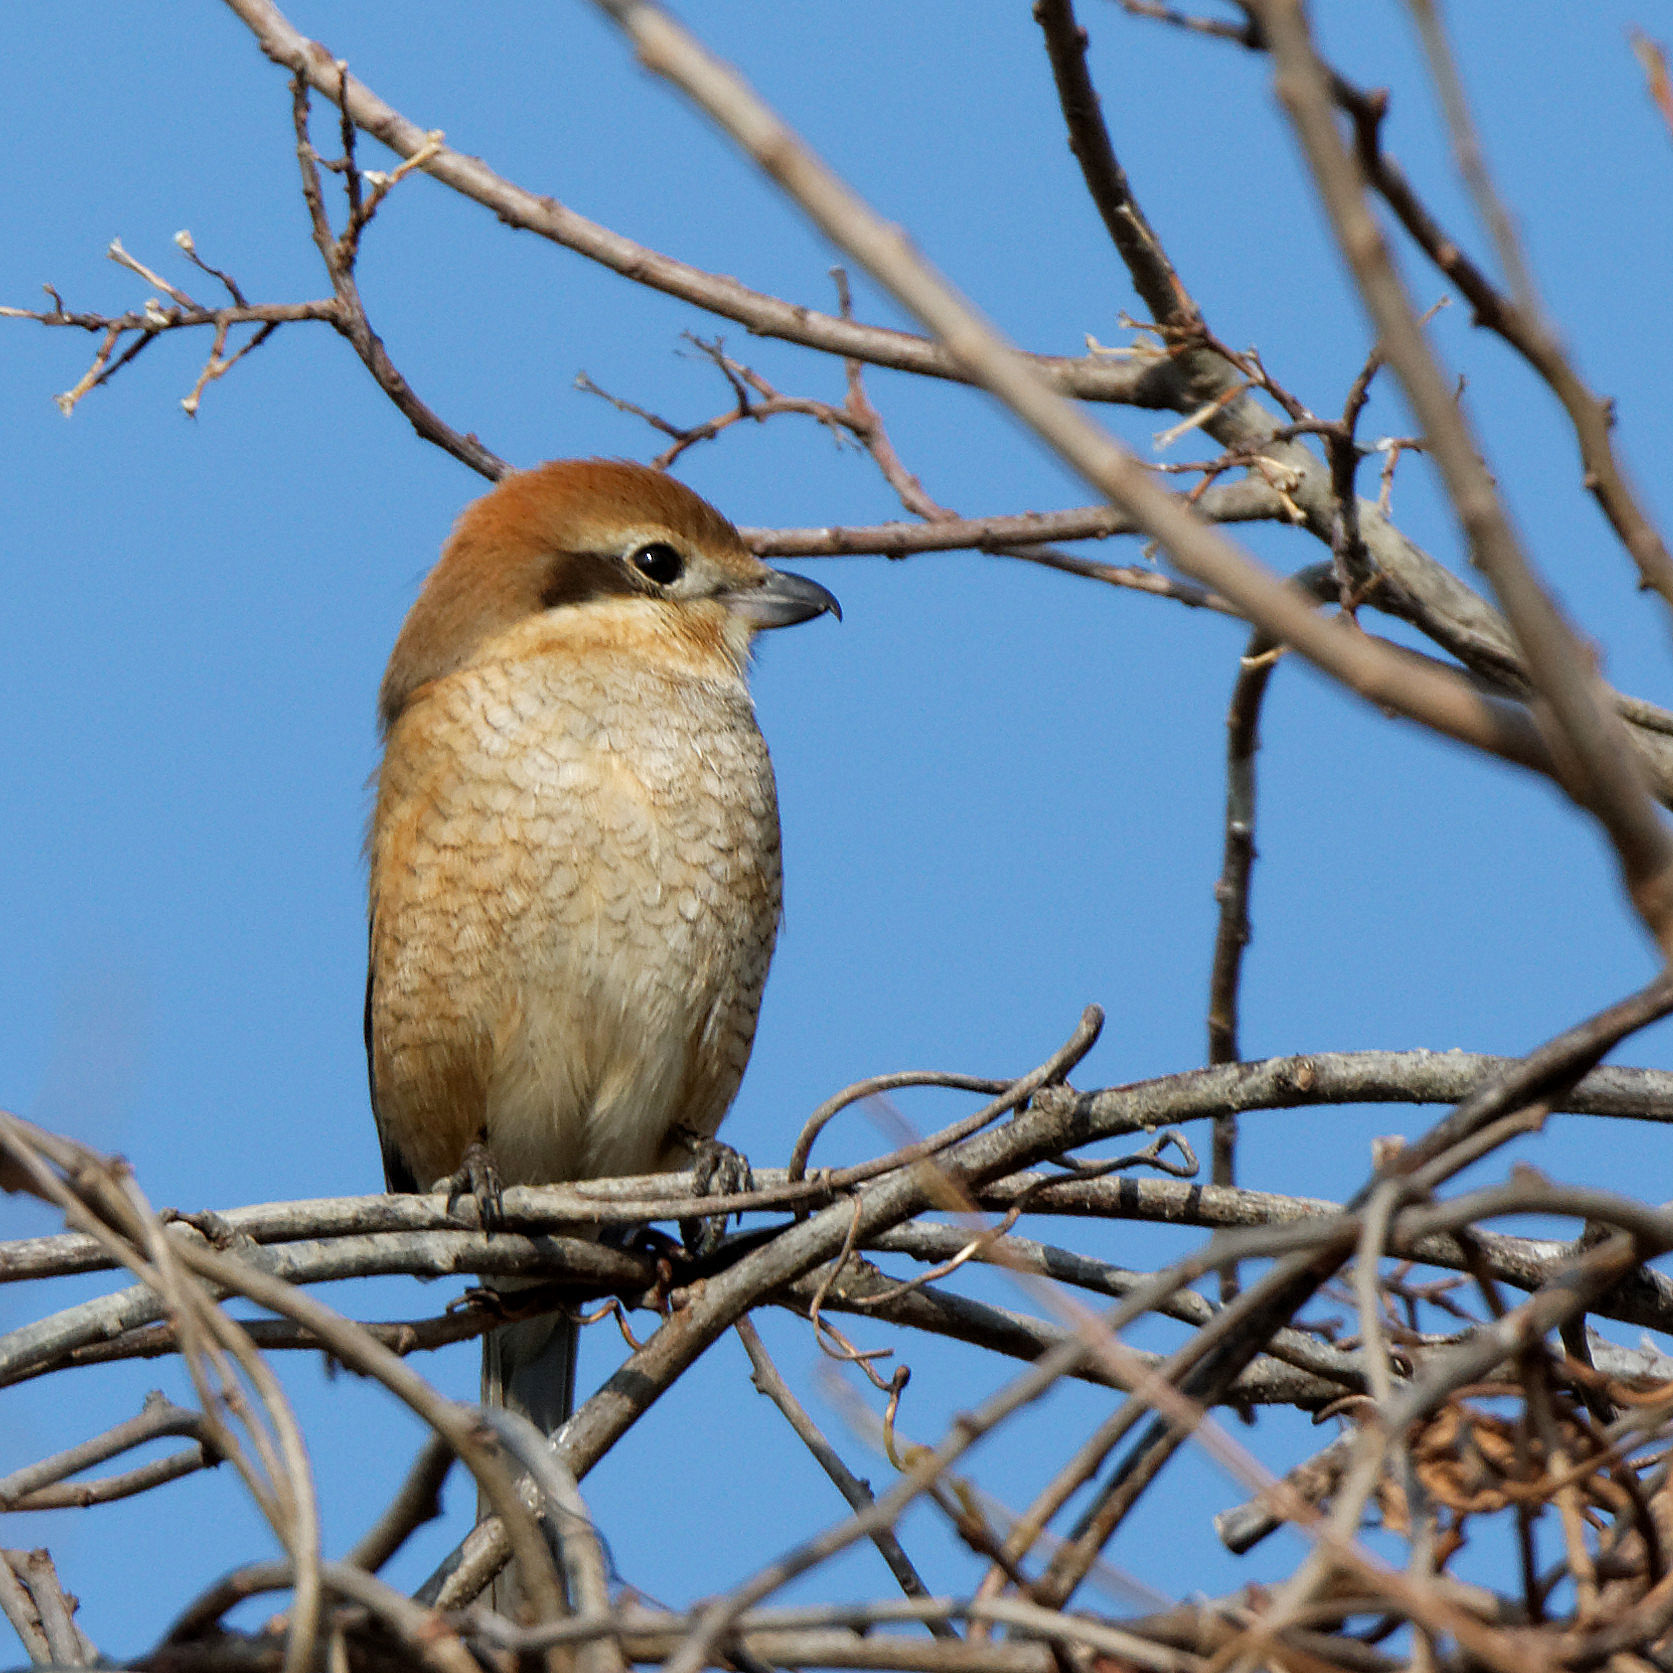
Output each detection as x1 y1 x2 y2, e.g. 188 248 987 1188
720 610 757 669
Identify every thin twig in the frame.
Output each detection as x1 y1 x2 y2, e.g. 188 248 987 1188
216 0 1161 403
1205 625 1281 1289
0 1391 205 1508
345 1436 454 1575
1249 0 1673 950
1033 0 1199 327
590 0 1572 796
736 1317 955 1634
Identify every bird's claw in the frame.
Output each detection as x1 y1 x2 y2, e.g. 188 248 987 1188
601 1224 681 1314
674 1127 753 1257
603 1222 683 1262
688 1130 754 1200
439 1136 504 1232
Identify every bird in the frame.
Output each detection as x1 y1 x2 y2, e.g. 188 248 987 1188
365 458 839 1441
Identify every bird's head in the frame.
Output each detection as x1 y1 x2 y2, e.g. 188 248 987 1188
379 458 839 733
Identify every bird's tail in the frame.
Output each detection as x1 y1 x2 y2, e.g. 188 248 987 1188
481 1302 579 1439
481 1296 579 1617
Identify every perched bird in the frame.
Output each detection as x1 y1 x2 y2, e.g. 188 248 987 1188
366 458 838 1438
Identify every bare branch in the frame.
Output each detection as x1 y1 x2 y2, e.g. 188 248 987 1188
343 1436 453 1576
736 1318 954 1633
740 480 1286 560
216 0 1163 407
1248 0 1673 950
1205 623 1285 1297
286 76 507 481
1033 0 1199 328
1334 43 1673 615
16 12 1673 1671
588 0 1582 799
2 1551 94 1667
0 1391 209 1510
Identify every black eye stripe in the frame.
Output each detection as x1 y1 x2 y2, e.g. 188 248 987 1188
541 551 638 611
630 541 684 586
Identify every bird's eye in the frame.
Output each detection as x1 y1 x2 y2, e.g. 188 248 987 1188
630 542 684 586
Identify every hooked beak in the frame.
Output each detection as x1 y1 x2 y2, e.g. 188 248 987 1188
723 568 842 630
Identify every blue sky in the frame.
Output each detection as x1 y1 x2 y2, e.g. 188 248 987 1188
5 0 1673 1653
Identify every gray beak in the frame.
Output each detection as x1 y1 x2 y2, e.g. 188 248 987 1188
724 568 842 630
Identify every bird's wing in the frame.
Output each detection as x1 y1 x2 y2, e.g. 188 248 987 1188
365 914 419 1195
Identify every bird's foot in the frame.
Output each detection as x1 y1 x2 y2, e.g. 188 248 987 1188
437 1135 504 1232
602 1222 683 1261
672 1126 753 1257
602 1223 682 1313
